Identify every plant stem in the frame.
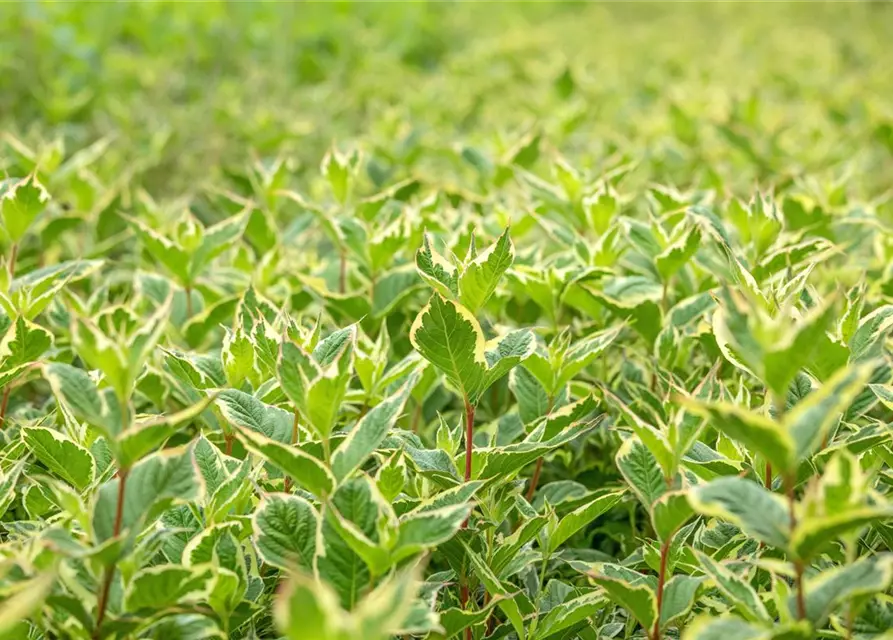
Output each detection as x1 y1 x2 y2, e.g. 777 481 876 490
224 433 234 456
184 283 194 319
284 410 300 493
652 536 672 640
410 402 422 433
525 396 554 501
93 466 129 639
463 397 475 484
0 386 10 429
785 473 806 620
339 251 347 294
764 462 772 490
8 242 18 280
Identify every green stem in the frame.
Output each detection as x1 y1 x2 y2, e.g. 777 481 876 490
8 242 18 280
284 411 300 493
785 473 806 620
184 283 194 319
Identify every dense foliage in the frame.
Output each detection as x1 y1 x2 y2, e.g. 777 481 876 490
2 3 893 639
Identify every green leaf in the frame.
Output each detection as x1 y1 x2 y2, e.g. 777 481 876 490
124 565 211 611
785 361 874 461
0 315 52 366
236 427 334 497
589 567 658 631
215 388 292 443
546 490 624 554
415 232 459 300
459 228 514 312
253 493 319 571
656 226 701 282
395 504 471 562
21 426 94 491
533 590 606 640
116 395 216 468
616 436 668 508
683 615 813 640
694 550 770 623
660 574 704 626
689 477 790 549
0 572 55 637
275 572 346 640
651 490 694 542
332 373 416 481
681 399 795 472
556 325 622 391
762 301 835 397
93 444 199 542
410 294 486 401
43 363 123 438
790 506 893 560
0 175 50 242
797 554 893 625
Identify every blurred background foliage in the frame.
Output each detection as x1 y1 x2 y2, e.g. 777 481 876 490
2 1 892 199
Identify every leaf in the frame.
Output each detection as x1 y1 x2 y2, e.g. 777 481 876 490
546 490 624 554
0 175 50 242
556 325 623 390
660 575 704 626
651 490 695 542
395 504 471 561
689 477 790 549
124 565 211 611
797 554 893 625
683 616 813 640
681 399 795 472
459 228 514 312
790 506 893 560
331 373 416 481
253 493 319 571
275 572 346 640
589 570 657 631
533 590 606 640
44 363 123 438
694 550 770 623
0 572 55 637
785 361 874 462
481 329 536 393
616 436 668 508
656 226 701 282
22 427 94 491
0 315 52 366
215 388 292 443
93 444 199 542
409 294 485 401
116 395 216 467
235 427 334 497
415 232 459 300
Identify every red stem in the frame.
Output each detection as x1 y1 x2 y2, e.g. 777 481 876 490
764 462 773 490
184 284 194 319
224 434 233 456
652 536 671 640
463 398 475 483
0 386 10 429
525 396 554 501
339 251 347 294
93 468 128 639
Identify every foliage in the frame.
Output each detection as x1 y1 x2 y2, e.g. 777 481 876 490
2 3 893 640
